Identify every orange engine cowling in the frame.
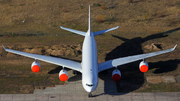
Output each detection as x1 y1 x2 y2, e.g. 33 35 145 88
59 69 68 81
139 61 149 73
112 69 121 81
31 61 40 73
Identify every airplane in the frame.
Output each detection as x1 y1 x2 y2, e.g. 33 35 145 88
2 5 177 97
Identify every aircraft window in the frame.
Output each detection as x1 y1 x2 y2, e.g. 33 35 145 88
86 84 93 87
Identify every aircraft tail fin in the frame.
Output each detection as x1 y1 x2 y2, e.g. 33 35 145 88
60 26 86 36
93 26 119 36
88 5 91 33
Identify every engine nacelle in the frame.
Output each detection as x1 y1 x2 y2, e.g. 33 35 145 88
31 61 40 73
139 61 149 73
112 69 121 81
59 69 68 81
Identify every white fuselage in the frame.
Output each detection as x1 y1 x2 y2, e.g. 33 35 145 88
82 29 98 92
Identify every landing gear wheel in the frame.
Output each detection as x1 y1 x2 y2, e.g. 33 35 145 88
72 70 77 75
88 93 92 97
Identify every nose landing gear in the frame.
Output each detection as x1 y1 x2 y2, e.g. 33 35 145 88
88 92 92 97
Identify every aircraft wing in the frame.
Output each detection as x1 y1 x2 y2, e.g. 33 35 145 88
93 26 119 36
2 45 82 72
98 44 177 72
60 26 86 36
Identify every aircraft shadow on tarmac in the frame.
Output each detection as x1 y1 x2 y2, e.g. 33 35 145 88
47 27 180 96
98 27 180 95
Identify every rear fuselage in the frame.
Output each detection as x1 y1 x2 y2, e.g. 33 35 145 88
82 30 98 92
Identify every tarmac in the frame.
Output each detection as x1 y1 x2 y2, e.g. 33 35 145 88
0 92 180 101
1 70 180 101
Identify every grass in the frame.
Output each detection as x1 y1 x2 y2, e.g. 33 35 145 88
139 83 180 92
0 59 64 94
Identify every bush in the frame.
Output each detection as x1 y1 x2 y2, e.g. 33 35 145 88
144 13 149 20
129 0 133 3
96 15 105 22
101 5 106 9
97 3 101 6
63 7 68 12
64 17 70 22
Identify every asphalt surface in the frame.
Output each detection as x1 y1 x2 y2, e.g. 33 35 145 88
0 92 180 101
1 70 180 100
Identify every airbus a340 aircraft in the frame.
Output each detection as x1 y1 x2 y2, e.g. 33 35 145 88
3 5 177 97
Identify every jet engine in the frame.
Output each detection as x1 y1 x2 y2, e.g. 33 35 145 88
59 69 68 81
112 69 121 81
139 61 149 73
31 61 40 73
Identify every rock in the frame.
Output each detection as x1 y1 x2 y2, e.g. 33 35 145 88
161 76 176 83
175 76 180 83
65 50 71 56
74 50 82 56
66 47 72 50
76 45 82 51
30 48 43 54
70 50 75 56
46 49 52 54
70 45 76 49
146 76 162 84
144 43 161 51
51 45 59 50
23 49 31 53
62 48 66 51
51 50 64 56
44 46 50 49
61 44 68 48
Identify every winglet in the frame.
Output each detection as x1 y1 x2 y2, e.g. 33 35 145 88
2 44 6 50
173 44 177 50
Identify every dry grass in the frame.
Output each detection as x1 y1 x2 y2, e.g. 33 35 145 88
64 16 70 22
96 15 105 22
0 0 180 34
101 5 106 9
129 0 133 3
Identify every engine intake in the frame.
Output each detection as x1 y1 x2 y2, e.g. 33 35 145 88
139 61 148 73
31 61 40 73
112 69 121 81
59 69 68 81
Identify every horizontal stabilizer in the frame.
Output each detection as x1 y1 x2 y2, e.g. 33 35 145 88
93 26 119 36
2 44 5 49
60 26 86 36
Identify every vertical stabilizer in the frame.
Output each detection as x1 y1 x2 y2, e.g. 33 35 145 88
88 5 91 36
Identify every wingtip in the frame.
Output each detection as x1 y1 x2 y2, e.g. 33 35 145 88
2 44 6 50
60 26 62 28
173 44 177 50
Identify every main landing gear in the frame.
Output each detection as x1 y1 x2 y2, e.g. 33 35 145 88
72 70 79 75
88 93 92 97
